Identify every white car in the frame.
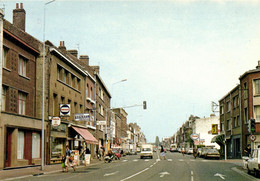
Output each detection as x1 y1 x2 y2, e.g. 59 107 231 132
140 144 153 159
247 148 260 177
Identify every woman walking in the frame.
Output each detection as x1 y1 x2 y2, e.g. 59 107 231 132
65 145 76 172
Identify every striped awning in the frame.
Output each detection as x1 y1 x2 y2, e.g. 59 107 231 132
71 126 98 145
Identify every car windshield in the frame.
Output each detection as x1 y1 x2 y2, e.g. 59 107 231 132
142 148 151 151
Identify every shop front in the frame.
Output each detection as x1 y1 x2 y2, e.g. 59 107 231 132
49 123 68 164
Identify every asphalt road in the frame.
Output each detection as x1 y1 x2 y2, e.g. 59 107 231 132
12 151 259 181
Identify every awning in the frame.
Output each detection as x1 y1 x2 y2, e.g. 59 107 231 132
71 126 98 145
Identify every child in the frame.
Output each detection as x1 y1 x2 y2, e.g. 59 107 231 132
61 154 66 172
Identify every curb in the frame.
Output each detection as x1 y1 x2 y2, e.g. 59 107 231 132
231 167 259 181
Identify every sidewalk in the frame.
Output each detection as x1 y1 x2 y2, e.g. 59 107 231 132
0 158 102 181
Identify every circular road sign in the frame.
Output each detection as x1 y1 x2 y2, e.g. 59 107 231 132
249 135 256 142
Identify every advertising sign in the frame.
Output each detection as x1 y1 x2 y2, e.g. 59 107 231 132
249 135 256 142
211 124 218 134
52 117 61 126
190 133 199 140
74 113 90 121
60 104 70 117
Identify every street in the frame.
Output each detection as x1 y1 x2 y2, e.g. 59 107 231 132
11 152 258 181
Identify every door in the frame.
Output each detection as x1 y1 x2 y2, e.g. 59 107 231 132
5 128 14 167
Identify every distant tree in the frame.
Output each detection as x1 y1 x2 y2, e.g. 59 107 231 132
155 136 160 147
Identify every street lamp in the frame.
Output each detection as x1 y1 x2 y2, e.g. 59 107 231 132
42 0 55 171
110 79 127 148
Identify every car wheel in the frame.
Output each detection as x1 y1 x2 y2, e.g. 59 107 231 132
151 156 153 159
140 156 143 159
254 169 259 178
248 167 251 174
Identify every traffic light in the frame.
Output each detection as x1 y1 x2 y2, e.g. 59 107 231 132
143 101 147 110
251 119 256 133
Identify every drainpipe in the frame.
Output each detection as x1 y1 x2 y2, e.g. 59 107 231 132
0 9 4 170
239 84 243 158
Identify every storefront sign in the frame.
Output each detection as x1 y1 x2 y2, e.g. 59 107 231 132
74 113 90 121
52 117 61 127
60 104 70 117
190 133 199 140
96 121 106 125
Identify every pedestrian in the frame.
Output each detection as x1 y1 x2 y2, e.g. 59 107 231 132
61 154 66 172
160 145 166 160
182 147 185 156
244 144 251 157
193 146 198 159
65 145 76 172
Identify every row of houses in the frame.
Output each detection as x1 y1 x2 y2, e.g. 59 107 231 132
170 62 260 159
0 3 146 169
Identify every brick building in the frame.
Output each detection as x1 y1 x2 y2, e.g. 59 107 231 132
0 4 47 169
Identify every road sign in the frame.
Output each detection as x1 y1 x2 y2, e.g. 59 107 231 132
249 134 256 142
190 133 199 140
60 104 70 117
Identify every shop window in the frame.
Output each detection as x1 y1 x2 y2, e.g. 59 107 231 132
18 55 27 77
17 130 24 159
18 91 27 115
51 137 64 158
32 132 40 158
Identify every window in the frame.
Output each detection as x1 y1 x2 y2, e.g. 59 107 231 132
227 119 231 130
254 106 260 122
233 117 237 128
3 46 8 68
227 101 231 112
61 96 65 104
237 116 240 127
32 132 40 158
64 70 68 83
18 91 27 115
244 82 248 99
72 74 76 88
77 78 80 90
255 79 260 95
57 66 62 80
244 108 248 124
17 130 24 159
74 102 78 114
19 56 27 77
220 105 224 115
2 86 7 111
220 122 224 132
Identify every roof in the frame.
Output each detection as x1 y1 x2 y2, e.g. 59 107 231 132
239 68 260 80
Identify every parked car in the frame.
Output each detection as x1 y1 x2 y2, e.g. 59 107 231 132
204 148 220 159
247 148 260 177
200 147 211 158
187 148 193 154
129 149 137 155
197 148 202 157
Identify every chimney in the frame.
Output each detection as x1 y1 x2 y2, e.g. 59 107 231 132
58 41 66 52
13 3 26 31
67 50 78 58
79 55 89 67
256 61 260 69
92 66 100 74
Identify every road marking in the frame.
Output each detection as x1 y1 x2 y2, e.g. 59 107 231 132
104 171 119 177
179 159 184 162
120 168 149 181
190 160 195 162
159 172 170 178
156 159 161 162
214 173 226 180
167 159 172 161
191 171 194 181
133 159 138 162
150 165 153 168
145 159 150 162
122 160 128 162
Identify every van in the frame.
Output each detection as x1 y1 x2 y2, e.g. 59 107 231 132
140 144 153 159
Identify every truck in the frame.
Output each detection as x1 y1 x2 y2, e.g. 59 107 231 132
140 144 153 159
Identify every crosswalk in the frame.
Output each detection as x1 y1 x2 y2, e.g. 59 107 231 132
120 158 204 163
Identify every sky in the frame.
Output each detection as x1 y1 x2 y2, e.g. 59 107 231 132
2 0 260 143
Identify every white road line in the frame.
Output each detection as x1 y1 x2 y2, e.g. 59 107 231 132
120 168 149 181
167 159 172 161
104 171 119 177
191 171 194 181
179 159 184 161
122 160 128 162
133 159 138 162
150 165 153 168
145 159 150 162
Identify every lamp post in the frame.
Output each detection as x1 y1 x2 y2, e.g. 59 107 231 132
110 79 127 147
41 0 55 171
